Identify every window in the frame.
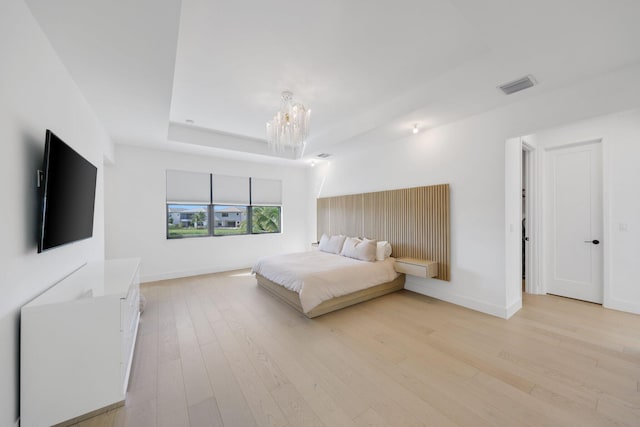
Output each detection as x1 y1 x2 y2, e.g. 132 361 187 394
166 171 282 239
213 205 247 235
250 178 282 234
251 206 282 234
167 205 209 238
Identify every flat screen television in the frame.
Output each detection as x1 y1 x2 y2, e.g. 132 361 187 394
38 130 97 253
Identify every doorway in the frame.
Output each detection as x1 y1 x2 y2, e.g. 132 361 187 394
507 137 604 312
505 137 540 317
522 150 527 293
520 143 537 295
544 141 603 303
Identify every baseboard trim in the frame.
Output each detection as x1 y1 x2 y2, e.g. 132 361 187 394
604 297 640 316
505 298 523 319
52 401 124 427
141 265 252 283
404 278 511 319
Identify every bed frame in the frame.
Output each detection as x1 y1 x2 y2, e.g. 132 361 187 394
255 273 406 318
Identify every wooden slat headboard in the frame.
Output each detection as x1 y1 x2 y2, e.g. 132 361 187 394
317 184 450 281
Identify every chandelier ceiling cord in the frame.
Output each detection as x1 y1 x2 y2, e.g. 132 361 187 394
266 91 310 159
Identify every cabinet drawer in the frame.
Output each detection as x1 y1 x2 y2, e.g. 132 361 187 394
120 285 139 332
395 258 438 278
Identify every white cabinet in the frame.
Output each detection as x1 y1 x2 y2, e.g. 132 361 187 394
21 258 140 427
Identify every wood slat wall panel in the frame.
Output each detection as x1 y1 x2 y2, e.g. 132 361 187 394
324 194 365 238
316 198 331 241
344 194 364 238
317 184 450 281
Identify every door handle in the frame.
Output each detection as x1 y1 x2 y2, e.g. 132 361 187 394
584 240 600 245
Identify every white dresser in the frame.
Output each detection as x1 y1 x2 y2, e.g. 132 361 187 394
21 258 141 427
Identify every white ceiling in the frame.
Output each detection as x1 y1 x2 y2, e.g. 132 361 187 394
25 0 640 164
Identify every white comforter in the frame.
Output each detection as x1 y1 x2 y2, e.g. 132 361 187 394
252 251 399 313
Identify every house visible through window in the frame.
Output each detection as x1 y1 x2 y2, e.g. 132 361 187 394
167 205 209 238
213 205 248 235
165 171 282 239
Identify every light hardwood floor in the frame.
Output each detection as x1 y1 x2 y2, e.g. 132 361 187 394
72 270 640 427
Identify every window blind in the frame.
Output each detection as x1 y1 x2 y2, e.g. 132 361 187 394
166 170 211 204
251 178 282 205
212 175 250 205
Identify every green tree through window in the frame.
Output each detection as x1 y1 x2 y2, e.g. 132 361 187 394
193 211 205 229
252 206 281 233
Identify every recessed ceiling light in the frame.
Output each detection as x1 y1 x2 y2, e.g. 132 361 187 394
185 119 194 124
412 124 419 134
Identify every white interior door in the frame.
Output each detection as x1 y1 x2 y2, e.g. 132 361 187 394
545 141 603 303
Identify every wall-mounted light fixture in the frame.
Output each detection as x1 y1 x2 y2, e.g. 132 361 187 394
412 124 419 134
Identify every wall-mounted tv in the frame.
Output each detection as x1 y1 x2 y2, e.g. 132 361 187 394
38 130 97 253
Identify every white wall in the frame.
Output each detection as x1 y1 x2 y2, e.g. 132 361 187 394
310 62 640 318
0 1 112 425
105 145 310 282
529 109 640 315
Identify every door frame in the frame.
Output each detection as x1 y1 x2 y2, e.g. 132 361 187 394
522 141 541 295
505 137 542 318
506 135 611 315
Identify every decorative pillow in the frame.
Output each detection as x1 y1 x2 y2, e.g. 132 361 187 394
319 234 346 254
328 235 347 254
376 241 392 261
340 237 360 256
342 237 377 262
318 233 330 251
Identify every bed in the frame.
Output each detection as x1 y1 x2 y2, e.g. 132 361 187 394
252 249 405 318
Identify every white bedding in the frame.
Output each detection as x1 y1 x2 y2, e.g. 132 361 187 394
251 251 400 313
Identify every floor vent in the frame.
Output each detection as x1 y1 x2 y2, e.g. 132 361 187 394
498 75 536 95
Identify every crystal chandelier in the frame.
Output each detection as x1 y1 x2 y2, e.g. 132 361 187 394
266 91 310 159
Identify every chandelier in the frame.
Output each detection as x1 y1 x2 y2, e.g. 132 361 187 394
266 91 310 159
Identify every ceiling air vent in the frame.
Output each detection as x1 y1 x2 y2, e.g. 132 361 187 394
498 75 536 95
317 153 331 158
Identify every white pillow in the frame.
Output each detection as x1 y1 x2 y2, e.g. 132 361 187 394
376 241 392 261
318 233 330 250
340 237 359 256
319 234 346 254
342 237 377 262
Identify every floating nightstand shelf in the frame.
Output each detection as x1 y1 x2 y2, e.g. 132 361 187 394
395 257 438 278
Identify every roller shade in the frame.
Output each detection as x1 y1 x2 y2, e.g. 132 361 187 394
213 175 250 205
166 170 211 204
251 178 282 205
